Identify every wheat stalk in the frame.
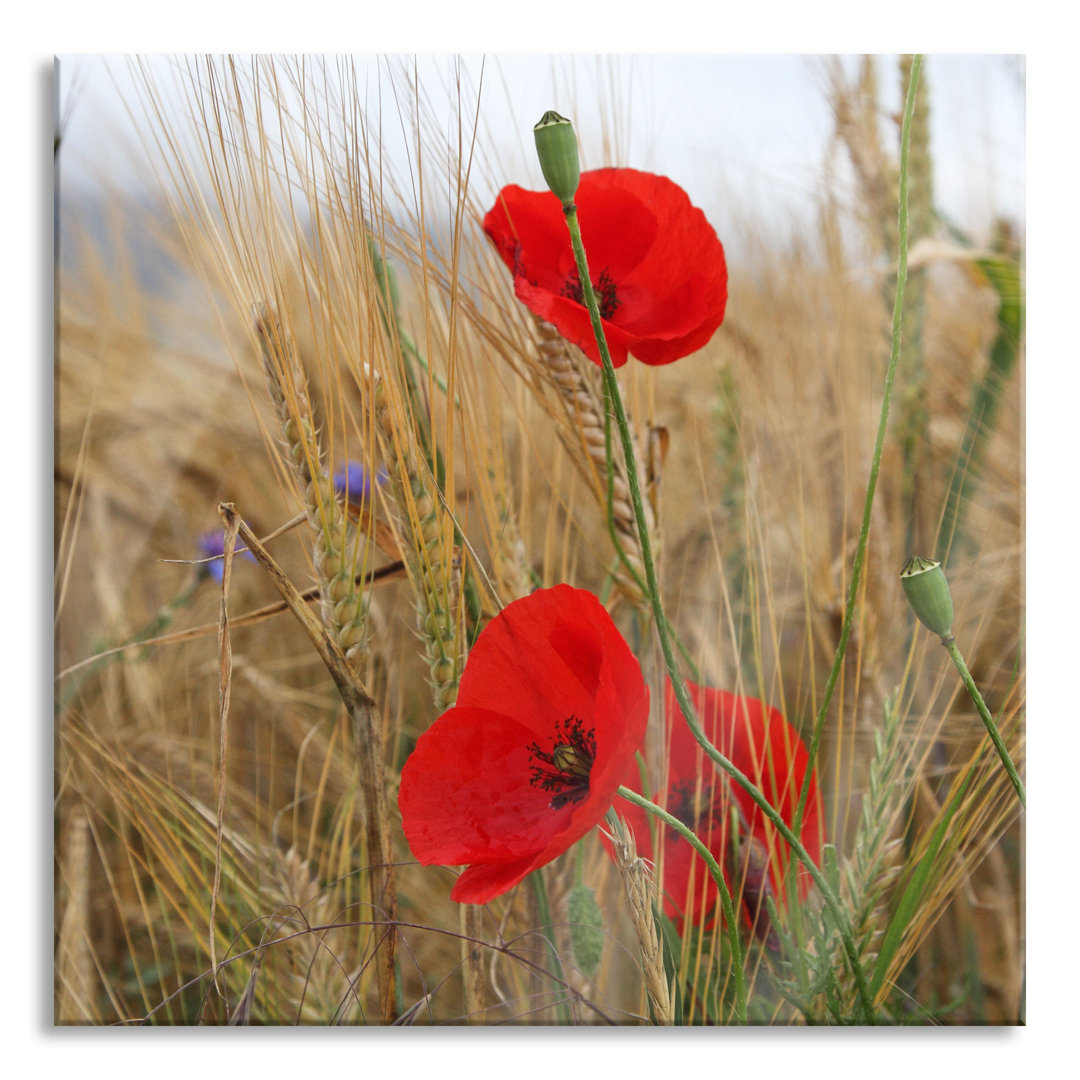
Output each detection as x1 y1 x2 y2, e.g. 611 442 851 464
55 805 94 1024
531 319 660 608
363 356 486 1013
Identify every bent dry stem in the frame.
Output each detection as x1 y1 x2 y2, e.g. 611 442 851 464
217 504 399 1023
558 196 876 1023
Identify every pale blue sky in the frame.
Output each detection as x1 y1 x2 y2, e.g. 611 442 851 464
56 53 1024 252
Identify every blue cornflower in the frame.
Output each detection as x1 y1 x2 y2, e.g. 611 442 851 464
332 461 388 506
196 530 255 583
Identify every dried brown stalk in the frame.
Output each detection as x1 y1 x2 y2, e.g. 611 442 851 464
55 806 93 1024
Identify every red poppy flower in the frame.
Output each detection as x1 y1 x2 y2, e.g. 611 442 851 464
398 584 649 904
483 168 728 368
616 679 823 940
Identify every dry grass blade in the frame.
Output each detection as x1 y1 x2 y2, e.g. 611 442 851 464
208 506 241 992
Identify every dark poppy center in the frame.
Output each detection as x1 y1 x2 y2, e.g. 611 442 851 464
668 778 723 833
559 266 621 321
528 715 597 810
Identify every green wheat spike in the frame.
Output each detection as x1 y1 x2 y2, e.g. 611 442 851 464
567 885 604 980
939 250 1023 561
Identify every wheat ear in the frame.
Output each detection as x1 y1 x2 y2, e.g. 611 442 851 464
254 306 397 1022
838 693 907 1005
367 366 466 711
828 55 898 258
492 491 534 604
261 845 358 1023
254 305 372 666
532 319 661 609
607 814 673 1024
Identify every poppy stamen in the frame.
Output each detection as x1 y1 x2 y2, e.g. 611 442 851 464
528 715 597 810
559 267 620 321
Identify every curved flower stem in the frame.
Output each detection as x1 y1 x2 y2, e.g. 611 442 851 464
615 788 746 1022
561 197 877 1023
941 634 1025 806
600 382 651 602
793 55 923 842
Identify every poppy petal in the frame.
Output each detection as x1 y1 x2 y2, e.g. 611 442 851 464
398 707 575 867
398 585 649 904
483 168 727 368
450 854 544 905
455 584 644 742
686 684 823 899
613 678 822 931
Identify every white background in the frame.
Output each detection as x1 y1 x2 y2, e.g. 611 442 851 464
13 1 1070 1075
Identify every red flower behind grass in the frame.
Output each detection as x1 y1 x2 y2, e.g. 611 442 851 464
617 679 823 942
483 168 728 368
398 585 649 904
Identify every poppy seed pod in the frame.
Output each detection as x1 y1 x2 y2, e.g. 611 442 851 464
533 110 580 206
901 555 955 638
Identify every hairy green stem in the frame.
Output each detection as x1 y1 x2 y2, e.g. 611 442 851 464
941 635 1025 806
794 55 924 835
561 198 876 1022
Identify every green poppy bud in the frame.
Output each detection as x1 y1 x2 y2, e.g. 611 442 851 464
533 110 580 206
900 555 955 637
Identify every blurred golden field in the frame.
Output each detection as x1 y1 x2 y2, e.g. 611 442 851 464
54 54 1023 1025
